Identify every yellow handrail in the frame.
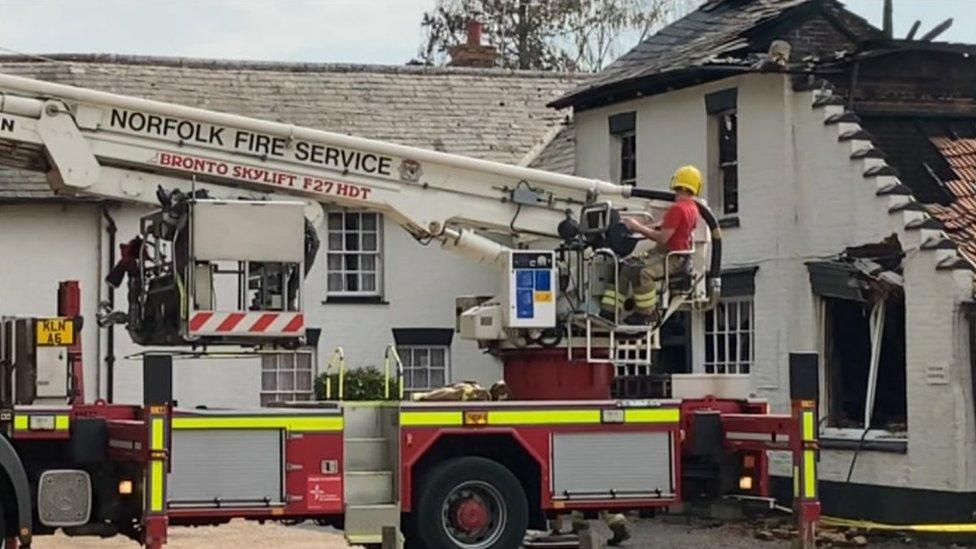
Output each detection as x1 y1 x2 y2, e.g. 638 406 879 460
384 345 405 400
324 347 346 401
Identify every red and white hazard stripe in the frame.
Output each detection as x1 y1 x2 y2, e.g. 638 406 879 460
188 311 304 336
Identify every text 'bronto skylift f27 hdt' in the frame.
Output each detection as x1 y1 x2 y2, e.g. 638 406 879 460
0 72 822 549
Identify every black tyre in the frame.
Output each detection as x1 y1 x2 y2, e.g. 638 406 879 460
0 501 5 549
413 457 528 549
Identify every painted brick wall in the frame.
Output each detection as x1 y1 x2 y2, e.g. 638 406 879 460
573 73 975 492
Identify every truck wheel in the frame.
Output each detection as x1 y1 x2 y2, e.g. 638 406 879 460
0 501 5 549
414 457 528 549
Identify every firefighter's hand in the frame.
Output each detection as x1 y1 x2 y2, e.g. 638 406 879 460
622 217 644 231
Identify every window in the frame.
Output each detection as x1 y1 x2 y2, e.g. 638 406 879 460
619 132 637 185
326 210 382 296
717 111 738 215
821 295 906 431
392 328 454 393
398 345 450 392
705 89 738 217
704 297 753 374
261 350 315 406
609 112 637 185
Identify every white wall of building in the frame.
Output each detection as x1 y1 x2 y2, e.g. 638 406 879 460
573 73 976 492
0 203 102 401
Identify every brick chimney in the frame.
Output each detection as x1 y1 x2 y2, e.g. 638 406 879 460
449 19 497 68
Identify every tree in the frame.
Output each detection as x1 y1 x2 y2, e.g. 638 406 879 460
416 0 692 72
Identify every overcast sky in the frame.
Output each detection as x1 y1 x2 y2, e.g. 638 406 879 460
0 0 971 66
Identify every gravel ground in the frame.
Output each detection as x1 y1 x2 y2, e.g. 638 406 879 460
32 516 947 548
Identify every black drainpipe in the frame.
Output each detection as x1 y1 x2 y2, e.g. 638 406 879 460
102 205 117 403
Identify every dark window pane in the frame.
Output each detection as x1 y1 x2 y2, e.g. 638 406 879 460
431 369 446 387
345 213 360 230
362 213 377 230
620 133 637 183
345 274 359 291
729 335 738 368
722 166 739 215
328 213 343 230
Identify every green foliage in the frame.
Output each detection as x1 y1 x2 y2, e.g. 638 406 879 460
315 366 401 401
416 0 694 72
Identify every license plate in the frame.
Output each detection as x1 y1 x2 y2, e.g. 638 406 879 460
36 317 74 346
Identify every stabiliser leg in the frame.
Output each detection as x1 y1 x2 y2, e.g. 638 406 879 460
789 353 821 549
142 354 172 549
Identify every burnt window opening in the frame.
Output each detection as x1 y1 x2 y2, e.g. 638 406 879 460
823 294 907 431
809 236 908 433
717 111 739 215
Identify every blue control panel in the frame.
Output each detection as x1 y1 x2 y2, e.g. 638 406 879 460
507 251 556 327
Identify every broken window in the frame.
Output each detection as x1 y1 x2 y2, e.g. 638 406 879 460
705 89 738 216
717 112 738 215
609 112 637 185
619 132 637 185
808 236 907 432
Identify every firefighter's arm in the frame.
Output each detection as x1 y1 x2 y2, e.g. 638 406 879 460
623 216 674 246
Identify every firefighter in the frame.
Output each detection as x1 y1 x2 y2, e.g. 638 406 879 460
600 165 702 324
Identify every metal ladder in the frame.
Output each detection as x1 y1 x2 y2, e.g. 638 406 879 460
340 345 404 546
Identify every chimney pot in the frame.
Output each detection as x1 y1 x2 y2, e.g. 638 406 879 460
467 19 483 47
449 16 496 68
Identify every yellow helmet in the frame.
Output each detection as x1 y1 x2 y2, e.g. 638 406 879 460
671 165 703 196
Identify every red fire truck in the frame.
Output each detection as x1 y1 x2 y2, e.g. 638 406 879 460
0 73 820 548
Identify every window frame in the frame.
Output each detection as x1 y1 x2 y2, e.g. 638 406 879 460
325 209 383 297
260 349 316 406
397 344 451 393
817 295 908 439
702 295 753 374
618 130 637 186
716 109 739 216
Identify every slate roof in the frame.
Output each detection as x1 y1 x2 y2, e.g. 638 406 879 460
0 54 586 199
551 0 880 110
528 124 575 175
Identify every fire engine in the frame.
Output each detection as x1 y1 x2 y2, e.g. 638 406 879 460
0 72 821 549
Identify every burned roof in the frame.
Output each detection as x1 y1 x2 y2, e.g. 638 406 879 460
551 0 880 111
0 54 585 200
815 41 976 263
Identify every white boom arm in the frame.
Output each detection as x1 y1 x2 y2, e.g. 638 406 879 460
0 72 640 259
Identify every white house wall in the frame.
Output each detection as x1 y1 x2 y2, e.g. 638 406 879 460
573 73 975 492
0 203 102 401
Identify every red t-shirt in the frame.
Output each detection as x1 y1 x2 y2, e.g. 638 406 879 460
661 199 699 252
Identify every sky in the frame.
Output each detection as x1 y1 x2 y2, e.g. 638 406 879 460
0 0 972 66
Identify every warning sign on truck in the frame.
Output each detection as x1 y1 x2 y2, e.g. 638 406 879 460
36 317 74 346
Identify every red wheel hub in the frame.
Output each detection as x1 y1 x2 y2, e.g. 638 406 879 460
454 497 489 533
